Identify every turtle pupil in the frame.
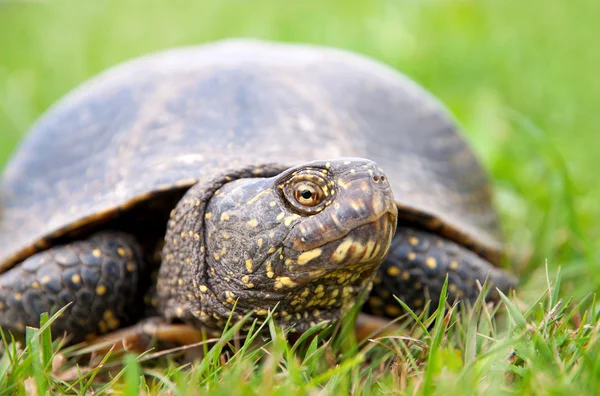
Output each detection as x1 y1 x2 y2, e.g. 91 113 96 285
301 190 312 199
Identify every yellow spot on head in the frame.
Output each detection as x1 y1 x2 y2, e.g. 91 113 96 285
213 252 220 261
126 262 136 272
274 276 297 289
245 259 253 272
247 218 259 227
265 261 274 278
92 249 102 258
407 252 416 260
401 271 410 280
220 212 230 221
448 283 458 293
426 257 437 269
31 282 40 289
276 212 285 221
297 247 323 265
284 215 300 226
350 200 366 211
269 231 275 239
178 278 184 286
96 285 107 295
71 274 81 284
247 189 271 205
103 310 114 320
331 214 342 227
40 275 51 285
449 260 459 270
257 238 263 247
371 196 383 215
331 238 354 263
338 179 351 190
268 247 276 254
199 285 208 292
269 201 277 207
204 212 212 219
117 247 126 257
14 293 22 301
325 162 331 168
409 237 419 246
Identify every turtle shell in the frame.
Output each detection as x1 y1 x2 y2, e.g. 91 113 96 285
0 39 502 272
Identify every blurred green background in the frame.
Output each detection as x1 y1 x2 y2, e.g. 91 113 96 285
0 0 598 299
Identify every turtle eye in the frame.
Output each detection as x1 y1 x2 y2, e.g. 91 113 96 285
282 176 328 215
293 182 324 207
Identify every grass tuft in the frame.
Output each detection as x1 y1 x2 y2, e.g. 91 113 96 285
0 277 597 394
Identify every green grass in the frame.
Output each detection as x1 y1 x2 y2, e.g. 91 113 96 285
0 0 599 394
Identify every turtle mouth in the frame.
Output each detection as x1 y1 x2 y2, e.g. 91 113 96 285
329 211 397 265
284 210 397 285
303 209 396 254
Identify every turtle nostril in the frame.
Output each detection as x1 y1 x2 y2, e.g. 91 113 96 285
373 175 379 182
380 176 386 182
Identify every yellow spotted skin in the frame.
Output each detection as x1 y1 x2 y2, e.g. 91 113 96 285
365 228 517 318
0 232 146 342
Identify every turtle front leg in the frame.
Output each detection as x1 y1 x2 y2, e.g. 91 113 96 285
364 227 517 318
0 232 147 342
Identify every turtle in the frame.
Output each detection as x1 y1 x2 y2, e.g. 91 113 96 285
0 39 516 344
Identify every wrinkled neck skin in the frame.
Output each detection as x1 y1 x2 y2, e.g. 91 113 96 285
157 160 396 333
156 164 287 329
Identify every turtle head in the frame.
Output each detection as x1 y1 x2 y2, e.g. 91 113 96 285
158 158 397 331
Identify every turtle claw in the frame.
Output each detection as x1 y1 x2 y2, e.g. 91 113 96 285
83 317 218 355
